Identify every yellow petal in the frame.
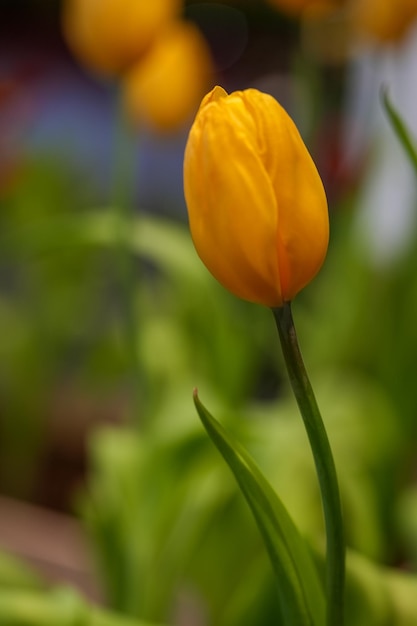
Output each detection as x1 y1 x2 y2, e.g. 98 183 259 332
184 86 329 307
198 85 228 110
241 90 328 300
185 90 282 306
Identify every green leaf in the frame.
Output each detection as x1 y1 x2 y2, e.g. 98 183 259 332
2 211 204 281
193 390 326 626
0 587 167 626
381 87 417 175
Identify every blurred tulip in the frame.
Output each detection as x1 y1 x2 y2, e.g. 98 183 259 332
62 0 182 76
352 0 417 43
122 21 213 132
183 86 329 307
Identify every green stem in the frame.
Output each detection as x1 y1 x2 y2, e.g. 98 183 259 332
112 92 145 428
272 302 345 626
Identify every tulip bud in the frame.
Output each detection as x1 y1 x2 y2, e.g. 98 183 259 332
62 0 182 77
183 86 329 307
352 0 417 43
122 21 213 132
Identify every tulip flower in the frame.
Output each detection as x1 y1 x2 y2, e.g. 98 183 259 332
62 0 182 76
122 21 213 132
353 0 417 43
183 86 329 307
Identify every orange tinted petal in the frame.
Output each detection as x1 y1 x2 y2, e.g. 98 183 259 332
184 86 329 306
184 91 282 306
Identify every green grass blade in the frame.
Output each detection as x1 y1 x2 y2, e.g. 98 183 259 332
381 87 417 175
193 390 325 626
0 587 166 626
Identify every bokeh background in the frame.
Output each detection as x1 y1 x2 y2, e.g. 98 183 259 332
2 1 417 625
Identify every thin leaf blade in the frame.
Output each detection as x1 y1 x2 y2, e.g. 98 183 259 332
194 390 325 626
382 87 417 175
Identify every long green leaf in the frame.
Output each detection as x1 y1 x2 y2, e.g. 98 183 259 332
381 87 417 175
193 390 325 626
2 211 208 287
0 587 166 626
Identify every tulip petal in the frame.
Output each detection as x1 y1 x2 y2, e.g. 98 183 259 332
270 112 328 301
239 90 328 301
184 95 283 306
184 86 329 306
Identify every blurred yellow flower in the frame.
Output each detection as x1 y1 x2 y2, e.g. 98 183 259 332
62 0 182 76
183 86 329 307
353 0 417 43
122 21 213 132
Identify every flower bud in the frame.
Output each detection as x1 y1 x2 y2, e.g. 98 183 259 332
122 21 213 132
183 86 329 307
352 0 417 43
62 0 182 77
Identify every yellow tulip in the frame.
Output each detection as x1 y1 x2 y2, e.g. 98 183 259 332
352 0 417 43
62 0 182 76
122 21 213 132
183 86 329 307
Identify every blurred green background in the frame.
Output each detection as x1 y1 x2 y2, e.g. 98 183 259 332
2 1 417 625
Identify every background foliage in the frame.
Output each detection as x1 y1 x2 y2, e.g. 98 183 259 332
1 1 417 624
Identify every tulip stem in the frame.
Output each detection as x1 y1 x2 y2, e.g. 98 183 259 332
112 94 144 427
272 302 345 626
